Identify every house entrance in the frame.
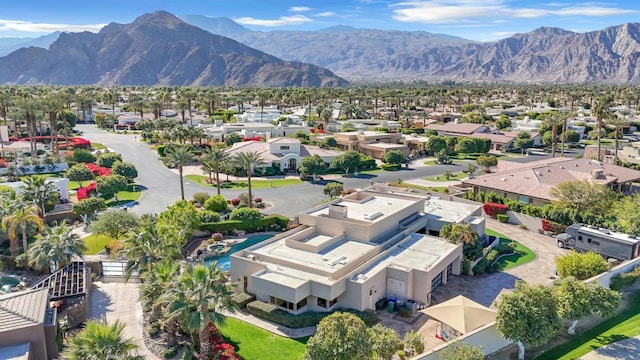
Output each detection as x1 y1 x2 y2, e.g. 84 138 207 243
288 158 297 172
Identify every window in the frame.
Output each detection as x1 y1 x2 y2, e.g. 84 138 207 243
578 236 583 242
447 262 453 277
592 241 600 246
588 238 592 244
518 195 531 204
270 296 303 311
280 146 290 150
317 297 338 309
431 271 443 291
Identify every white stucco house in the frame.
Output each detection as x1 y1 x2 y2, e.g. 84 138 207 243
225 137 341 172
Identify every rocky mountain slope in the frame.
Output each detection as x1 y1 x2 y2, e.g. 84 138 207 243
184 16 640 83
0 32 60 57
181 15 473 80
0 12 347 87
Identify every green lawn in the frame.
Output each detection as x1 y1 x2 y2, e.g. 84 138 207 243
485 229 536 270
218 317 308 360
423 159 463 166
425 171 466 182
105 184 142 206
186 175 303 189
581 139 614 146
82 234 114 255
92 142 107 150
537 292 640 360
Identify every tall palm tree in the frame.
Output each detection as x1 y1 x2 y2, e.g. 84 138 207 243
167 263 236 359
121 218 181 281
591 97 611 162
201 145 230 195
165 144 194 201
21 176 59 217
608 114 628 161
546 113 562 158
232 151 265 208
1 202 43 258
559 112 574 158
64 320 144 360
28 223 86 272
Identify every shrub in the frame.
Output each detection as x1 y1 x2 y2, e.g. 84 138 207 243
610 265 640 291
96 152 122 168
230 207 262 221
381 163 401 171
555 251 609 280
497 214 509 223
211 233 224 241
254 197 262 203
148 322 161 337
199 210 221 223
192 192 210 206
541 219 566 234
483 202 508 218
204 195 229 212
246 300 377 328
71 148 96 163
163 346 177 359
519 224 528 230
232 292 256 308
230 198 241 206
199 215 289 234
156 145 166 157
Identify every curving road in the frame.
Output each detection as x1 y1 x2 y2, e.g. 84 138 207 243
77 125 483 217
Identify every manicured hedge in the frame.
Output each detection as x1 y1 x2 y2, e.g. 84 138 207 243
497 214 509 223
483 202 508 217
381 163 401 171
199 215 289 234
246 300 378 328
232 292 256 309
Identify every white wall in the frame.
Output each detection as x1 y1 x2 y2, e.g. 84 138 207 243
411 322 513 360
586 256 640 288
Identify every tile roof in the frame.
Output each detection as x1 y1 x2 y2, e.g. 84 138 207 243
268 137 300 145
463 157 640 201
468 132 514 144
425 123 487 135
0 288 49 332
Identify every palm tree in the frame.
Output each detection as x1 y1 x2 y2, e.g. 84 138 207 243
559 112 574 158
64 320 144 360
232 151 265 208
165 144 194 201
28 223 86 272
201 145 230 195
591 97 611 162
21 176 59 217
121 218 181 281
167 263 237 359
141 259 181 346
608 114 628 161
546 113 562 158
2 202 43 258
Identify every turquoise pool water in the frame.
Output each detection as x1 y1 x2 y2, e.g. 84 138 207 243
204 234 273 271
1 276 20 292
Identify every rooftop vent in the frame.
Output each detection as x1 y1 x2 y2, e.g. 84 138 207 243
499 177 507 181
364 212 384 221
328 204 348 219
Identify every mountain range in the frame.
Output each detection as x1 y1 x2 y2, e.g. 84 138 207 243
3 11 640 84
0 11 346 87
0 32 60 57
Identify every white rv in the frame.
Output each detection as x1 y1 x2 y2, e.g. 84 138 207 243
556 224 640 261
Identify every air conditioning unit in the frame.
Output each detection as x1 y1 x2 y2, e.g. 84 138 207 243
247 255 256 261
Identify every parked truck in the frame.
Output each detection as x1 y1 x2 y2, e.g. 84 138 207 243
556 223 640 261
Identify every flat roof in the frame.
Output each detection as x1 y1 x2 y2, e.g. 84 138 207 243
308 195 417 223
424 197 480 223
355 233 461 282
251 235 378 278
255 271 309 288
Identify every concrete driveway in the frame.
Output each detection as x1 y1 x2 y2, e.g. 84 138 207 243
89 280 160 359
430 218 568 307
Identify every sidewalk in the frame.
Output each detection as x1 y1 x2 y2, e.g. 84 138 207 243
580 336 640 359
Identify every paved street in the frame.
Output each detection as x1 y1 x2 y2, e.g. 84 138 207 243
77 125 470 217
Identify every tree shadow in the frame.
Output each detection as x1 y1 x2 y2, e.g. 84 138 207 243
88 284 113 319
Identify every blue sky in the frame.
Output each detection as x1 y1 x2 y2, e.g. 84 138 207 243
0 0 638 41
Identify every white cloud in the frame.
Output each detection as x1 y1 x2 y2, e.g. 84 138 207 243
391 0 637 24
234 15 313 27
0 19 106 33
315 12 337 17
290 6 312 12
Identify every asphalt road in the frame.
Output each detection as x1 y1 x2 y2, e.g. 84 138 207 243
76 125 525 217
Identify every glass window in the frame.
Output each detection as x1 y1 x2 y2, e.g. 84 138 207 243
329 298 338 308
592 241 600 246
297 298 307 310
280 146 290 150
317 297 327 308
578 236 583 242
447 262 453 277
431 271 443 291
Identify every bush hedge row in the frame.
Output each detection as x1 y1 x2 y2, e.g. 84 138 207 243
199 214 289 234
232 292 256 309
610 265 640 291
381 163 401 171
246 300 378 328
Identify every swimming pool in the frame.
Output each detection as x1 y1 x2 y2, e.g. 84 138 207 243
1 275 20 293
204 234 273 271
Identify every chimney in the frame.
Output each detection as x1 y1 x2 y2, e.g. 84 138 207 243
591 169 604 179
328 204 348 219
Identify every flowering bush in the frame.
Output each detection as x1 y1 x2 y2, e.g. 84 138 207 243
483 202 508 218
86 163 111 176
76 182 98 200
254 197 262 203
230 198 241 206
208 324 240 360
542 219 566 234
242 136 263 141
0 159 8 168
